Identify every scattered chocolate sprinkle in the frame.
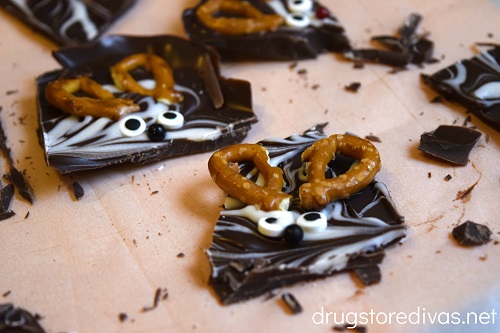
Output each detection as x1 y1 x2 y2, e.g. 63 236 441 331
24 211 30 219
353 61 365 69
444 174 452 181
353 265 381 286
72 181 84 200
311 84 320 90
297 68 307 75
365 135 381 142
427 172 432 179
487 32 494 38
418 125 481 165
281 292 302 314
6 90 18 95
452 221 492 246
2 291 11 297
153 288 162 308
151 190 159 195
118 312 128 322
344 82 361 93
177 252 185 258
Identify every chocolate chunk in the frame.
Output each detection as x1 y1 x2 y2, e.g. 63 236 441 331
37 35 256 173
345 82 361 93
281 292 302 314
344 13 435 68
72 181 84 200
183 0 351 61
0 184 14 213
422 46 500 131
206 125 406 304
0 303 46 333
444 174 452 181
9 167 35 204
0 0 136 46
452 221 492 246
418 125 482 165
118 312 128 322
353 265 381 286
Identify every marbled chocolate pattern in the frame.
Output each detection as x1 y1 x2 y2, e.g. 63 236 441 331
1 0 135 45
422 46 500 132
207 126 406 304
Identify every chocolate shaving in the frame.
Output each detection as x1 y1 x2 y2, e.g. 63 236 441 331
281 292 302 315
344 82 361 93
72 181 84 200
452 221 492 246
455 179 479 201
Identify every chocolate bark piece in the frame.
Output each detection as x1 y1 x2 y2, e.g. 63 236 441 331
418 125 481 165
206 125 406 304
36 35 256 173
0 0 136 46
183 0 351 61
344 13 436 67
422 46 500 132
72 181 84 200
0 303 46 333
452 221 492 246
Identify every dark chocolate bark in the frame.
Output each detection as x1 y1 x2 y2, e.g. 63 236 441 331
0 303 46 333
206 125 406 304
422 46 500 132
418 125 481 165
0 0 136 46
183 0 351 61
36 35 257 173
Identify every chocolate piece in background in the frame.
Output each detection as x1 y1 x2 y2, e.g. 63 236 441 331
418 125 481 165
0 303 46 333
206 125 406 304
452 221 492 246
343 13 436 67
72 181 84 200
37 35 256 173
281 292 302 314
183 0 351 61
0 0 136 46
422 46 500 132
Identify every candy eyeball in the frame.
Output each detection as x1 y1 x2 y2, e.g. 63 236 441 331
119 115 146 137
285 12 311 28
287 0 313 13
157 110 184 129
297 211 327 233
258 215 294 238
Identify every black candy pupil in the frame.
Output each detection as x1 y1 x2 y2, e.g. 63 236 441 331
147 124 166 142
125 118 141 131
266 217 278 224
284 224 304 246
293 14 304 20
304 212 321 221
164 112 177 119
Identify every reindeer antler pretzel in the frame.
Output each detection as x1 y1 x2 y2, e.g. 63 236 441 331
45 76 140 121
208 144 292 211
110 53 183 104
196 0 284 35
299 134 381 210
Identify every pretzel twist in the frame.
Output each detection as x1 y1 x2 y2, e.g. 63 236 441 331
110 53 183 104
44 77 140 121
208 144 292 211
299 134 381 210
196 0 284 35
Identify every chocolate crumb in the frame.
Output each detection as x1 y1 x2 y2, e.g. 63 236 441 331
365 135 381 142
479 255 488 261
2 290 11 297
332 324 367 332
297 68 307 75
281 292 302 314
151 190 159 195
118 312 128 322
353 62 365 69
24 211 29 219
444 174 452 181
72 181 84 200
452 221 492 246
494 241 499 245
332 325 346 332
177 252 185 258
487 32 494 38
312 84 320 90
344 82 361 93
427 172 432 179
6 90 18 95
289 62 298 70
353 265 381 286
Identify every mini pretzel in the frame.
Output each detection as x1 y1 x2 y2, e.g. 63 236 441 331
196 0 285 35
110 53 183 104
45 77 140 121
299 134 381 210
208 144 292 211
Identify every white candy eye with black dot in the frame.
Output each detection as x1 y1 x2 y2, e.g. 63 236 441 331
297 211 327 233
119 115 146 137
287 0 313 13
258 214 294 238
157 110 184 129
286 12 311 28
